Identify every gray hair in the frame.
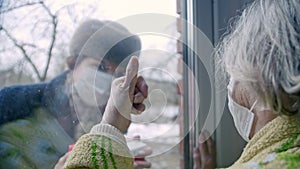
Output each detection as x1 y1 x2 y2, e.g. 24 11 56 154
217 0 300 115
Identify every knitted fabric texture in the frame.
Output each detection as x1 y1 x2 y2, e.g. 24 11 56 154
65 124 133 169
223 115 300 169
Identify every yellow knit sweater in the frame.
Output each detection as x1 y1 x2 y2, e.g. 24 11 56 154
64 116 300 169
225 115 300 169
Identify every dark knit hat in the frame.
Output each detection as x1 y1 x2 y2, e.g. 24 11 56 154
69 19 141 65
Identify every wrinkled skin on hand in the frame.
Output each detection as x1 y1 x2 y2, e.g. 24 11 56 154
193 131 216 169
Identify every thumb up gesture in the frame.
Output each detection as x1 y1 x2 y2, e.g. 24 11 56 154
101 56 148 133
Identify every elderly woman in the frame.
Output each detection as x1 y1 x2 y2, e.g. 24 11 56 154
194 0 300 169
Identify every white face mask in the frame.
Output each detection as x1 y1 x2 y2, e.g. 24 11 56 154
227 79 256 142
73 67 113 107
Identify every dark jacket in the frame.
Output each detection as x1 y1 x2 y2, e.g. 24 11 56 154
0 71 71 125
0 72 74 169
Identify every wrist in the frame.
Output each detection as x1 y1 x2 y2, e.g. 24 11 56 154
101 115 130 134
102 102 131 133
90 123 127 146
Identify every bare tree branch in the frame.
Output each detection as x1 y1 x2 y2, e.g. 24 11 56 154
0 59 26 73
0 59 34 86
23 43 38 48
40 1 57 81
0 65 17 74
0 1 43 14
1 1 58 82
67 5 79 24
1 27 42 80
1 0 100 83
40 1 54 18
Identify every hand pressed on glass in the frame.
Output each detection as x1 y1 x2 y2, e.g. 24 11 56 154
193 131 216 169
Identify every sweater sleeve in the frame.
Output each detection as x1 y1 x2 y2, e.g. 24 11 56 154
0 84 46 125
64 124 134 169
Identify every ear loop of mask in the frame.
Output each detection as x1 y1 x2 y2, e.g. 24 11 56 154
227 78 257 142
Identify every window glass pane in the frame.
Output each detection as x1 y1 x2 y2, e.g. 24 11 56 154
0 1 180 169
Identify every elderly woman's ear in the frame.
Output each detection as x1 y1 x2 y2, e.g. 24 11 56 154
279 90 300 115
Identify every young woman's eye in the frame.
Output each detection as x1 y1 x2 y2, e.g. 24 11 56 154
98 64 106 71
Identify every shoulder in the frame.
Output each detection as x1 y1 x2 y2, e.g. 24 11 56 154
259 148 300 169
0 83 45 97
0 83 47 105
0 83 47 125
0 71 70 125
255 133 300 169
